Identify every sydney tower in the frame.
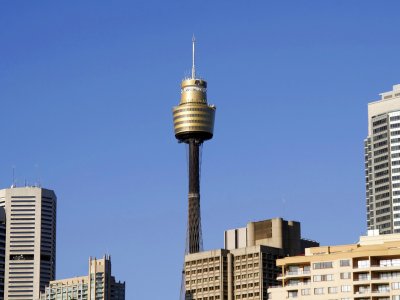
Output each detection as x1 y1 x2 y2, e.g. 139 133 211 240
172 37 216 255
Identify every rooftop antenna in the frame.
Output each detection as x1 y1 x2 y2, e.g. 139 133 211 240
192 34 196 79
11 166 16 188
35 163 41 187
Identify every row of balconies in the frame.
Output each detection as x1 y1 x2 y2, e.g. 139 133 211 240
279 265 400 279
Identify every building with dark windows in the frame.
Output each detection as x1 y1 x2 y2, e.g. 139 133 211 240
0 186 56 300
365 84 400 234
0 207 5 299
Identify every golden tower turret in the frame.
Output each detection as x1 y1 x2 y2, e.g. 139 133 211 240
172 37 216 255
173 38 216 143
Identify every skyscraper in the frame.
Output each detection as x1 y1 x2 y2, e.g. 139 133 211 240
0 186 56 299
0 208 5 299
365 84 400 234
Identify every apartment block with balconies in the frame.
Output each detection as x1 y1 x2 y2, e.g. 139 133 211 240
269 231 400 300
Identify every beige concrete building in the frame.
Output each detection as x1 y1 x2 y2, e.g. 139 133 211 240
269 231 400 300
365 84 400 234
40 255 125 300
224 218 318 256
184 218 318 300
0 186 56 300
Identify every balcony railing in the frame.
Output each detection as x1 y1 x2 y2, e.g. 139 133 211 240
279 270 311 277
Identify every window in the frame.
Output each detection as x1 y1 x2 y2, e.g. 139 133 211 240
392 282 400 290
288 291 298 298
357 260 370 268
340 272 351 279
287 280 299 286
341 285 351 292
377 284 390 292
328 287 338 294
373 118 387 127
313 274 333 282
391 116 400 121
374 141 388 149
301 289 310 296
375 162 389 170
314 288 324 295
313 262 333 269
358 273 369 280
373 125 388 134
392 123 400 129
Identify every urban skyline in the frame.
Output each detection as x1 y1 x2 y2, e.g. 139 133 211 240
1 1 400 299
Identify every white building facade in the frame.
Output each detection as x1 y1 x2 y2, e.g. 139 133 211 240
0 187 56 299
366 84 400 234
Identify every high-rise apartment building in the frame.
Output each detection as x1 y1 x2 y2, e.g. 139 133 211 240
184 218 318 300
0 207 5 299
268 231 400 300
40 255 125 300
365 84 400 234
0 186 57 300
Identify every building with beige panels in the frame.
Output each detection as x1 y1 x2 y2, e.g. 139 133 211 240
184 218 318 300
40 255 125 300
224 218 318 255
268 231 400 300
0 186 56 300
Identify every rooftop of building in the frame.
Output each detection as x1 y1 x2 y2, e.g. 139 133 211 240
47 276 88 285
369 84 400 106
0 185 55 193
276 231 400 266
379 84 400 100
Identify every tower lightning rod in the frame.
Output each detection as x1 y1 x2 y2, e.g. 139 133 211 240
192 35 196 79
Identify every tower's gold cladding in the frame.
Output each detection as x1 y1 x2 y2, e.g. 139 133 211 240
173 78 216 142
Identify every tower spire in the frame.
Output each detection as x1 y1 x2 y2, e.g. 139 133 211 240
192 35 196 79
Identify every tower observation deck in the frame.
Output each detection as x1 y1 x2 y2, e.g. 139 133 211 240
172 37 216 254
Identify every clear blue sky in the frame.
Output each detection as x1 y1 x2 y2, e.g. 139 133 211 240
1 1 400 298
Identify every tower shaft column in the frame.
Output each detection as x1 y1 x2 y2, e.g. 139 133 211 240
188 138 201 254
